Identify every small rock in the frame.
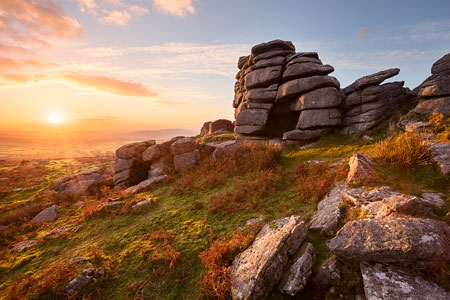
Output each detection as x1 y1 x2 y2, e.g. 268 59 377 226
32 205 58 223
347 153 377 183
74 201 84 207
421 193 445 208
244 215 265 227
361 195 438 218
123 175 167 195
131 199 153 210
64 268 104 296
105 200 124 207
280 243 315 296
0 177 8 182
14 185 39 192
313 258 341 290
12 240 38 252
362 135 373 141
43 226 68 238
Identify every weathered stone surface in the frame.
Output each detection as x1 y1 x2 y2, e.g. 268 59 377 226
236 109 269 126
310 184 346 236
328 218 450 268
342 186 401 206
247 102 273 110
286 52 319 62
280 243 315 296
343 68 400 95
431 53 450 75
283 128 332 141
53 166 113 197
32 205 58 223
292 87 341 110
253 49 294 63
200 121 212 136
276 76 340 103
116 141 154 159
287 56 321 66
210 119 234 133
142 144 161 162
174 149 200 172
341 120 383 135
430 141 450 175
251 39 295 56
114 158 135 173
251 56 285 70
235 125 265 135
412 97 450 115
131 199 153 210
64 269 104 296
313 258 341 290
212 140 238 161
296 108 342 129
13 239 37 253
230 216 308 300
113 162 148 187
361 263 450 300
421 192 445 208
170 137 197 156
244 84 278 103
347 153 376 183
418 73 450 98
361 195 439 218
283 63 334 81
345 81 405 106
123 176 167 195
245 66 283 89
238 56 248 69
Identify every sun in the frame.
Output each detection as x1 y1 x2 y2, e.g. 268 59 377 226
46 111 65 124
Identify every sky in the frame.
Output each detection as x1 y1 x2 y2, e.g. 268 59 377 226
1 0 450 132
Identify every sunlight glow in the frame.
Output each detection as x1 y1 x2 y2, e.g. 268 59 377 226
46 111 65 124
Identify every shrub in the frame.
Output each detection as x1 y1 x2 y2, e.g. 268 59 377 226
290 161 348 203
141 226 180 270
172 142 281 195
372 132 433 169
0 201 47 226
2 263 77 300
199 227 261 300
429 113 450 143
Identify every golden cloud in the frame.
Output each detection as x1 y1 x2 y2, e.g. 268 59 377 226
153 0 195 17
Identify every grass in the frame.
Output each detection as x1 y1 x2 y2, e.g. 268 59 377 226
0 133 448 300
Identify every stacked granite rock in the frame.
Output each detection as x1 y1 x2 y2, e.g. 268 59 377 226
233 39 342 141
341 69 410 134
113 137 201 187
412 53 450 115
199 119 234 136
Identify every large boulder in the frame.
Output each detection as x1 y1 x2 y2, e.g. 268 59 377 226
276 76 340 103
200 119 235 136
173 150 200 172
116 140 155 159
343 68 400 95
328 217 450 268
53 166 113 197
245 66 283 89
230 216 308 300
361 263 450 300
170 137 197 156
251 40 295 56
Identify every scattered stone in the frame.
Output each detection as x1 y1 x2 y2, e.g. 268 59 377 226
32 205 58 223
123 175 167 194
43 226 68 239
429 141 450 175
361 263 450 300
342 186 401 206
74 201 84 207
313 258 341 290
310 184 346 236
347 153 377 183
421 192 445 208
404 121 432 133
63 268 104 296
68 257 87 264
105 200 124 207
280 243 315 296
12 239 37 253
362 135 373 141
14 185 39 192
328 217 450 268
131 199 153 210
0 177 8 182
230 216 308 300
361 195 438 218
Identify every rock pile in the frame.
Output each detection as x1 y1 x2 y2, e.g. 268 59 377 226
413 53 450 115
233 40 342 141
341 68 411 134
113 137 202 188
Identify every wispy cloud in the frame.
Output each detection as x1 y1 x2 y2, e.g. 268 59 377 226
63 73 158 97
356 27 371 42
76 0 148 26
153 0 195 17
0 0 83 47
395 20 450 42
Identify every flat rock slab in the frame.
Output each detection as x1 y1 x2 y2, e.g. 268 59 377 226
343 68 400 95
361 263 450 300
230 216 308 300
431 53 450 75
361 195 438 218
276 76 340 103
310 184 346 236
13 239 37 253
280 243 315 296
328 217 450 268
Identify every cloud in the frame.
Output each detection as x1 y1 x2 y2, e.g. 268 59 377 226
76 0 148 26
0 57 57 70
77 116 116 122
153 0 195 17
63 73 158 97
0 0 83 47
404 20 450 41
356 27 371 42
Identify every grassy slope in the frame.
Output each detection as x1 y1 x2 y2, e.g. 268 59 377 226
0 132 449 300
